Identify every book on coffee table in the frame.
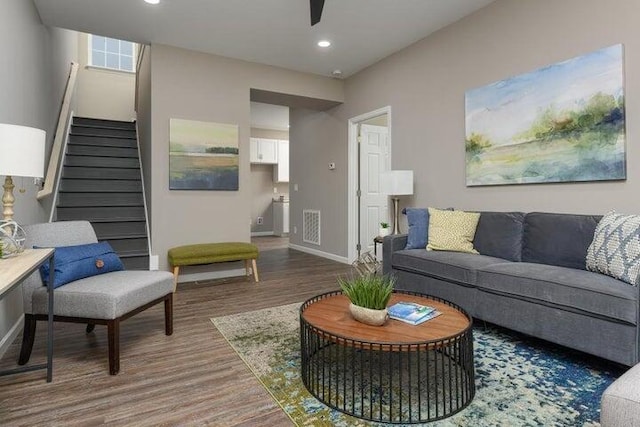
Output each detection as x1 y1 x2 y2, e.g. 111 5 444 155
388 301 442 325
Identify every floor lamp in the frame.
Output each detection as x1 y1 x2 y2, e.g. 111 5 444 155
380 170 414 235
0 123 46 221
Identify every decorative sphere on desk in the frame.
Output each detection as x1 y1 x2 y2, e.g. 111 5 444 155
0 220 26 258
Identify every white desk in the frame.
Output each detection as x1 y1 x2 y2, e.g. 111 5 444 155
0 248 55 382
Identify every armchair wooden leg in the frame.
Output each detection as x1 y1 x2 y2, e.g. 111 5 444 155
164 294 173 336
18 314 37 365
86 324 95 333
107 319 120 375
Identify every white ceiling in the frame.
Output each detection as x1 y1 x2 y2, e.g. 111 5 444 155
34 0 494 78
250 102 289 131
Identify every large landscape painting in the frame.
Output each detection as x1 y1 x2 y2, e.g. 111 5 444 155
169 118 239 190
465 44 625 186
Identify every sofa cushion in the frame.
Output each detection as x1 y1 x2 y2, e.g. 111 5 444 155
392 249 507 285
403 208 429 249
427 208 480 254
587 211 640 286
476 262 638 324
522 212 601 270
473 212 525 262
38 242 124 288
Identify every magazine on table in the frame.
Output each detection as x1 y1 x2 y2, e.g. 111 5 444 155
388 301 442 325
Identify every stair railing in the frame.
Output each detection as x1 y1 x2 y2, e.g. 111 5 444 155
38 61 79 201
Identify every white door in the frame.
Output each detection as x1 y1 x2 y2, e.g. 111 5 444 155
359 124 390 256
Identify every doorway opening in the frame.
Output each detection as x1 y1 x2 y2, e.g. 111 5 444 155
347 106 392 263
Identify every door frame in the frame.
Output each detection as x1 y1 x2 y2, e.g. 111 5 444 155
347 106 392 263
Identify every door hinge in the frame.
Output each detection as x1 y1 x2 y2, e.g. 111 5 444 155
356 189 361 197
357 135 362 143
356 243 361 251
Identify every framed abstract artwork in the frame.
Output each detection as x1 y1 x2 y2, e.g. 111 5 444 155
169 118 239 190
465 44 625 186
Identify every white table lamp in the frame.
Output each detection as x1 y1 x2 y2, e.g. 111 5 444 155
381 170 414 235
0 124 46 221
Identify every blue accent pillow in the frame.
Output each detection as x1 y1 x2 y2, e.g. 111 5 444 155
39 242 124 288
403 208 429 249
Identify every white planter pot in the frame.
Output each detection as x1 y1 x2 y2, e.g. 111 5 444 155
349 303 388 326
379 227 391 237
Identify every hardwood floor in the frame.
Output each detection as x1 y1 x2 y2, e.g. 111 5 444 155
0 247 354 426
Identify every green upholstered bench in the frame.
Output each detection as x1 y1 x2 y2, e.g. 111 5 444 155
168 242 259 292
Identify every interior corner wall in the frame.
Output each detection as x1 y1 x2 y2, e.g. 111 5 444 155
340 0 640 215
75 33 136 121
0 0 78 354
288 107 347 258
136 46 153 233
149 45 343 271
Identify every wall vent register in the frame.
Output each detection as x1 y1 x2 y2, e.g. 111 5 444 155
303 210 321 245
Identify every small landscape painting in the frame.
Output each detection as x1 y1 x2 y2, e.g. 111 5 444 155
169 118 239 190
465 44 625 186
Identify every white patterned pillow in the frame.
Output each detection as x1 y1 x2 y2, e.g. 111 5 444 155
586 211 640 286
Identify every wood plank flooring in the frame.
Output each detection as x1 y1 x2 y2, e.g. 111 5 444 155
0 244 354 426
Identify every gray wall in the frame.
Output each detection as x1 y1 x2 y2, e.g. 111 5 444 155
292 0 640 261
342 0 640 214
0 0 77 353
250 127 289 234
149 45 343 271
289 108 347 257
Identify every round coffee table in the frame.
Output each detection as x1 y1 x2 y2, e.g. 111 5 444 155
300 290 474 424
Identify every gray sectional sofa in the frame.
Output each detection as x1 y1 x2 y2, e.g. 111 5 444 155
383 211 639 366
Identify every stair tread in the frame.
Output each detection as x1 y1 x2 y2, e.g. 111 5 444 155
97 233 148 240
72 123 136 131
117 250 149 258
88 217 146 223
70 132 136 140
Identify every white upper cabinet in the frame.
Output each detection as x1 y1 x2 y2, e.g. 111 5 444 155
250 138 278 164
274 140 289 183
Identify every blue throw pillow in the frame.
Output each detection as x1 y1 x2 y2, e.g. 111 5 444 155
403 208 429 249
39 242 124 288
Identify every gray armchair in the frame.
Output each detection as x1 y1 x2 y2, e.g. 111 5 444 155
18 221 174 374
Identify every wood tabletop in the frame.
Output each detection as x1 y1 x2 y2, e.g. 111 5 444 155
302 293 471 345
0 248 54 297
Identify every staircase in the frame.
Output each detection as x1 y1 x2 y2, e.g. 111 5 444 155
56 117 149 270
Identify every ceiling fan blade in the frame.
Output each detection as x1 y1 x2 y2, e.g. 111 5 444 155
310 0 325 26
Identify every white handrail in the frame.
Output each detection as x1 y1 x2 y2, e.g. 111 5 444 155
37 61 79 200
134 44 147 113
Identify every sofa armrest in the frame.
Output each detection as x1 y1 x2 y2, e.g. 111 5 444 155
382 234 408 275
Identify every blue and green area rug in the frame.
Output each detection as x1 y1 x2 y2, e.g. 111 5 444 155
211 303 622 426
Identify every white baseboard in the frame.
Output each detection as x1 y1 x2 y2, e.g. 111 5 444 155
177 268 248 284
288 243 350 264
0 316 24 360
251 231 275 237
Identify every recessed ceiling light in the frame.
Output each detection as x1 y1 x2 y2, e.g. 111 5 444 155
317 40 331 48
144 0 160 4
331 69 343 77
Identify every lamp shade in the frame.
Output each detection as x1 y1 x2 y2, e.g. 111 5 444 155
0 124 46 178
380 170 413 195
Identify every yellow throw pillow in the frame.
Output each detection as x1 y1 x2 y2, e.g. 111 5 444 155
427 208 480 254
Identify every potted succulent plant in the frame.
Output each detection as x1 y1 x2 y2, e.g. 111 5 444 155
339 274 395 326
379 222 391 237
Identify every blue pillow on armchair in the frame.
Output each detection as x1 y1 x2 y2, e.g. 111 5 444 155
403 208 429 249
39 242 124 288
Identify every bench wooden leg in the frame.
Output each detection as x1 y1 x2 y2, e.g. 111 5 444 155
172 266 180 293
245 259 251 278
252 259 259 282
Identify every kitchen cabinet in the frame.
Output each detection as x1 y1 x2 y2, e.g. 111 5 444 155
250 138 278 164
273 140 289 183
